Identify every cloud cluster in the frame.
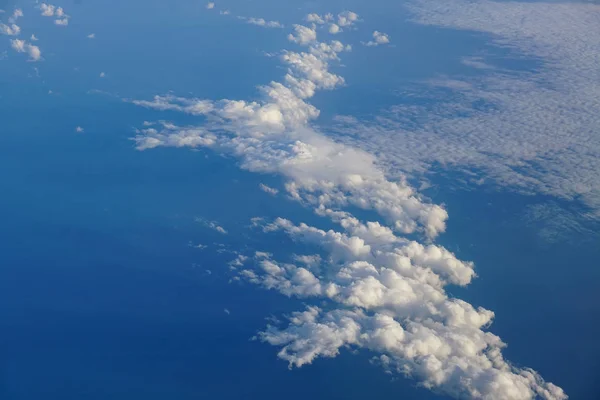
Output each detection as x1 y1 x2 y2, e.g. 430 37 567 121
306 11 360 35
229 216 565 399
130 11 565 399
39 3 69 26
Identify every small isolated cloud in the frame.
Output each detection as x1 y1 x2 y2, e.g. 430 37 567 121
54 18 68 26
364 31 390 46
220 10 230 15
206 2 215 10
259 183 279 196
87 33 95 39
10 39 41 61
99 72 105 78
75 126 84 133
329 23 341 34
224 308 230 315
30 34 39 41
0 23 21 36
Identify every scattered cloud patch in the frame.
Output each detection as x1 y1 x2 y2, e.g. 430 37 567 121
196 217 228 234
238 16 284 29
87 33 95 39
10 39 41 61
206 2 215 10
8 8 23 24
39 3 70 25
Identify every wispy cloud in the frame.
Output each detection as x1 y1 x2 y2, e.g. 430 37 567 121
259 183 279 196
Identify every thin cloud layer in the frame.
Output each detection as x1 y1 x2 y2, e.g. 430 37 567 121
333 0 600 224
130 11 566 400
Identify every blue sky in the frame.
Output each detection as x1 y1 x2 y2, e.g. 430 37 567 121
1 0 599 399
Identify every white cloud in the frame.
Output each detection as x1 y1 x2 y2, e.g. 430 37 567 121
336 11 359 28
10 39 41 61
364 31 390 46
129 12 565 399
305 12 358 34
259 183 279 196
195 217 228 234
238 16 284 29
75 126 84 133
30 34 39 41
328 24 341 34
87 33 95 39
288 24 317 46
231 216 565 399
332 0 600 224
8 8 23 24
39 3 70 25
0 23 20 36
206 2 215 10
40 4 55 17
99 72 105 78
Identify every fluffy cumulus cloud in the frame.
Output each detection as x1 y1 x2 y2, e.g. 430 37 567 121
333 0 600 226
130 10 566 399
288 24 317 45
